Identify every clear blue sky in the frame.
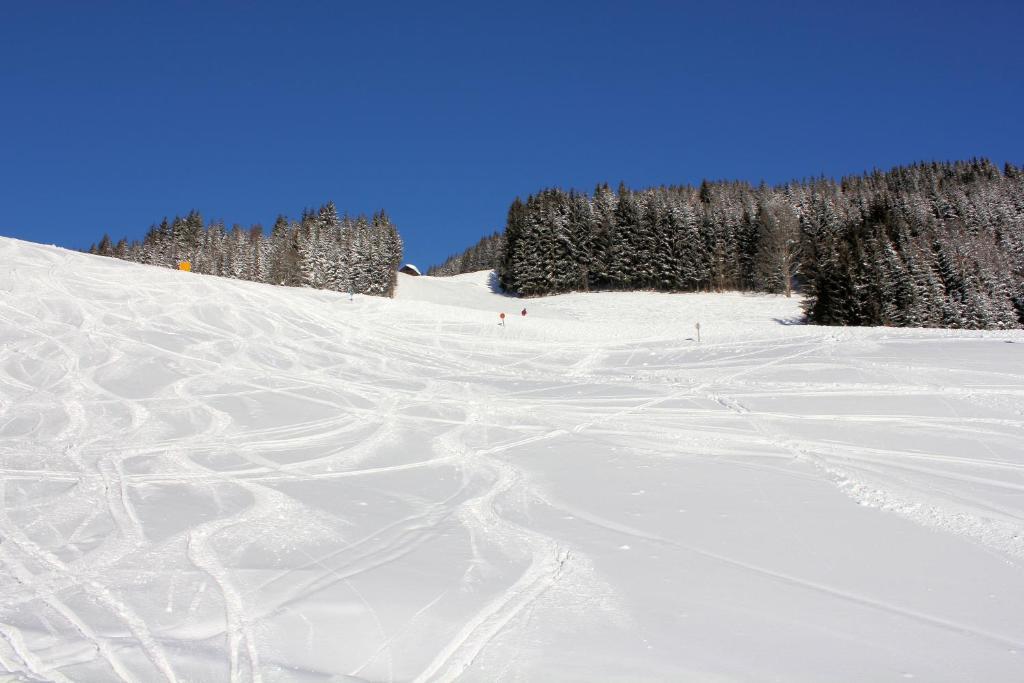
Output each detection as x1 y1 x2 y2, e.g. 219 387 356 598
2 1 1022 268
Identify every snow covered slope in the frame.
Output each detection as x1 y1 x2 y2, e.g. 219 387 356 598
2 237 1023 682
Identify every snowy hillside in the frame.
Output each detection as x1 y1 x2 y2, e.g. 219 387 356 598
2 237 1023 682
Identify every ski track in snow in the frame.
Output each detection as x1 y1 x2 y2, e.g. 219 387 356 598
1 238 1024 681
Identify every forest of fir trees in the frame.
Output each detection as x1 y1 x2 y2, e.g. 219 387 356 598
89 202 403 297
427 231 504 276
483 159 1024 329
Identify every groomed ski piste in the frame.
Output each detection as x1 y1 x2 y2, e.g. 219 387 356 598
1 236 1023 682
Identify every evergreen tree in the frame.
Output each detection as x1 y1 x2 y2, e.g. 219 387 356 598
90 203 402 297
486 159 1023 329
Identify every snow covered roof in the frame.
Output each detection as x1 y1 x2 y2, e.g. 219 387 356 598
399 263 421 275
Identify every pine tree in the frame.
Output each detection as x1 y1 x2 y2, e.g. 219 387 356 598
488 161 1023 329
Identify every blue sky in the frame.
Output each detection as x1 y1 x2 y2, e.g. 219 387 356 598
2 1 1022 268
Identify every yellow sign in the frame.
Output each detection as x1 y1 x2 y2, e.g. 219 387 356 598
179 261 192 272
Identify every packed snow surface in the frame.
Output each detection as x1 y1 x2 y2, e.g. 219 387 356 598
2 237 1024 682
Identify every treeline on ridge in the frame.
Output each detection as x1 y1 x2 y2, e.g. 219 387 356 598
88 202 403 297
427 231 504 276
489 159 1023 329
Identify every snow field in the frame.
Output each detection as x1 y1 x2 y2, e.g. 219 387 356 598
1 237 1023 681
